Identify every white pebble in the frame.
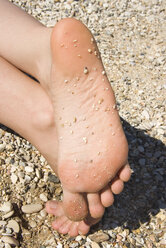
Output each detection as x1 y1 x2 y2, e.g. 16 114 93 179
39 193 48 202
40 209 47 217
5 243 12 248
7 220 20 233
25 166 34 173
1 236 19 247
0 143 5 152
3 211 14 219
21 204 43 214
10 173 18 184
0 202 13 213
0 221 7 227
29 220 36 228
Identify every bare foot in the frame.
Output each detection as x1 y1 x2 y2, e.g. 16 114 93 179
38 18 131 224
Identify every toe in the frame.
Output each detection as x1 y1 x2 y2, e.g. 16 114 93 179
100 186 114 207
59 219 72 234
63 189 88 221
68 222 79 237
119 163 131 182
87 193 105 219
52 215 68 230
45 200 64 216
111 177 124 195
78 220 90 235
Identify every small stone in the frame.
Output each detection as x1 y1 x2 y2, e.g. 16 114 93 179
4 243 12 248
10 173 18 184
88 49 92 53
0 221 7 226
82 137 88 144
88 232 109 243
22 204 43 214
48 173 60 183
25 166 34 173
142 110 150 119
0 202 13 213
35 169 42 179
84 67 89 74
139 158 146 166
40 193 48 202
40 209 47 217
3 211 14 219
102 71 106 75
1 236 19 247
91 242 100 248
29 220 36 228
7 220 20 233
0 143 5 152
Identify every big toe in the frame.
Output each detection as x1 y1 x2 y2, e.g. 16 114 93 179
63 189 88 221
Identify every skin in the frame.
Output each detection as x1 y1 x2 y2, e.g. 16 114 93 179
0 0 131 236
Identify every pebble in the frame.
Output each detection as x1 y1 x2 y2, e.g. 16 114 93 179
1 236 19 247
139 158 146 166
91 242 100 248
40 209 47 217
0 202 13 213
39 193 48 202
3 211 15 220
25 166 34 173
21 204 43 214
29 220 37 228
0 221 7 226
88 232 109 243
48 173 60 183
10 173 18 184
7 220 20 233
0 143 6 152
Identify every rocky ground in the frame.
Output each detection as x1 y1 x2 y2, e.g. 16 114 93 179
0 0 165 247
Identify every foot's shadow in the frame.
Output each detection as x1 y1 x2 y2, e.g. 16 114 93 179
92 118 166 232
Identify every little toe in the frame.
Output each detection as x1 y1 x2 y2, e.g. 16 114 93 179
87 193 105 219
45 200 64 216
100 186 114 207
119 163 131 182
111 177 124 195
63 189 88 221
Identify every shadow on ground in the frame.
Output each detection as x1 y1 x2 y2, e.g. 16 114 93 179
92 118 166 233
1 118 166 233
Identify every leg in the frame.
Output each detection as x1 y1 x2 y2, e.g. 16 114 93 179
0 56 57 165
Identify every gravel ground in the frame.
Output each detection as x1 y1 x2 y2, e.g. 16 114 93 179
0 0 166 247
